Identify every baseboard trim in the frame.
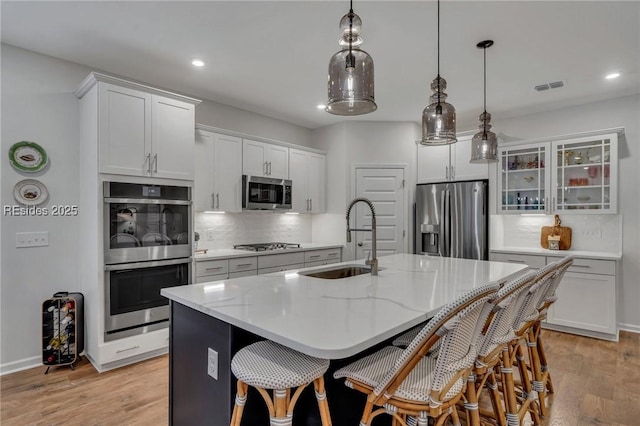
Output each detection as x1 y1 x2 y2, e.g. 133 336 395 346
618 323 640 334
0 356 41 376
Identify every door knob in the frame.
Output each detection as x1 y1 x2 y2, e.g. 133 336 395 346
357 242 363 247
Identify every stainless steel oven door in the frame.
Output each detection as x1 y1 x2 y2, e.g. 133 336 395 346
104 197 192 264
104 258 191 341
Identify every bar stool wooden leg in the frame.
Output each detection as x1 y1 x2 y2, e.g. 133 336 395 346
527 326 548 417
515 343 541 425
313 376 332 426
464 373 481 426
486 370 507 426
230 380 248 426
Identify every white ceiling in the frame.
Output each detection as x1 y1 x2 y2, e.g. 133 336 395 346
2 1 639 130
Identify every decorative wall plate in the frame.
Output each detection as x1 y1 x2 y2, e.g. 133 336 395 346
13 179 49 206
9 141 49 172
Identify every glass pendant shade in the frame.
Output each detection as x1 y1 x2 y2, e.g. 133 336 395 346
326 11 377 116
470 112 498 163
470 39 498 163
421 77 457 145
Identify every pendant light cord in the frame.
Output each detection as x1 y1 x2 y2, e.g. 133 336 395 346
483 45 487 138
436 0 441 110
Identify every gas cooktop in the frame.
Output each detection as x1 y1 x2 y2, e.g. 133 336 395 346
233 242 301 252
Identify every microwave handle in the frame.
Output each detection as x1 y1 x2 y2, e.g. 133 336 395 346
105 257 192 271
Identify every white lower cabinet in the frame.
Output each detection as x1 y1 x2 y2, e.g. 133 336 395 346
259 264 305 274
546 271 616 335
490 250 618 340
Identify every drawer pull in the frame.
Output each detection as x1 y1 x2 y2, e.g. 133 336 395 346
116 345 140 354
236 263 253 267
309 255 321 259
328 253 339 257
507 259 526 264
205 267 223 271
571 264 591 268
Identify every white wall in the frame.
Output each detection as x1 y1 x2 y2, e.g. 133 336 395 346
196 102 313 148
1 45 92 372
311 121 420 260
486 95 640 331
0 45 317 372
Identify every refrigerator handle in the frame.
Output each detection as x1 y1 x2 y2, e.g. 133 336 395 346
444 189 451 257
438 190 449 257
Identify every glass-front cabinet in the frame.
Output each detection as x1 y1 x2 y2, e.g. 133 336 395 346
498 142 550 213
552 134 617 213
498 131 618 214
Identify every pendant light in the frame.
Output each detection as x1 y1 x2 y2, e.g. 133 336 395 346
326 0 377 116
421 0 456 145
470 40 498 163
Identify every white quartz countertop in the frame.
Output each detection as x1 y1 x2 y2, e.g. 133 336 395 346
162 254 528 359
194 243 344 261
490 247 621 260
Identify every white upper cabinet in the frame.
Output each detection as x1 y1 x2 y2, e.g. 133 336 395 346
194 129 242 212
417 135 489 183
289 148 326 213
497 131 618 214
151 96 196 180
76 73 200 181
242 139 289 179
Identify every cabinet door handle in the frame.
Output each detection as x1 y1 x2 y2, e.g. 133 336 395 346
445 166 449 180
268 161 272 175
309 198 312 211
328 252 339 257
211 193 216 208
205 266 223 271
216 193 220 209
236 263 253 268
153 154 158 174
451 166 455 180
306 199 310 211
309 255 321 259
264 161 268 175
146 153 152 174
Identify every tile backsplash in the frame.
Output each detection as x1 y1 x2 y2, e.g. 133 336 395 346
195 212 312 249
490 214 622 253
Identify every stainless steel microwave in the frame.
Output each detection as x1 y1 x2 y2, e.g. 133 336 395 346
242 175 292 210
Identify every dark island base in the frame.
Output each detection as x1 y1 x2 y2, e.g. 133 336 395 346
169 301 394 426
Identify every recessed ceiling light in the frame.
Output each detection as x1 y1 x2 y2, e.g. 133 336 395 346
605 72 620 80
191 59 205 67
316 104 326 110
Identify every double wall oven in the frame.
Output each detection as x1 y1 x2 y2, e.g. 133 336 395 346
103 182 192 341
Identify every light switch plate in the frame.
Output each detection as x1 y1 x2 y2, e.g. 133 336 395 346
207 347 218 380
207 228 215 241
16 231 49 248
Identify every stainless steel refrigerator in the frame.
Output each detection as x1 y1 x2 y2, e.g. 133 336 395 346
415 180 488 260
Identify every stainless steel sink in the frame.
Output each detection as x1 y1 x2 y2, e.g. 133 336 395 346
300 265 372 279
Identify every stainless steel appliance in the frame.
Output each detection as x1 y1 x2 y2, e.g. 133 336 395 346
242 175 292 210
104 182 192 264
104 258 190 341
233 242 300 251
415 180 488 260
103 182 192 340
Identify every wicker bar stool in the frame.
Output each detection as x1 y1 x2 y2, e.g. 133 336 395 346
333 283 499 426
230 340 332 426
500 266 558 426
461 271 537 426
525 256 573 417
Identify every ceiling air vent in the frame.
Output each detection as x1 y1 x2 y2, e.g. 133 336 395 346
534 80 565 92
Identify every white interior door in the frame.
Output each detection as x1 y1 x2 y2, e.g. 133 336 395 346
354 167 406 260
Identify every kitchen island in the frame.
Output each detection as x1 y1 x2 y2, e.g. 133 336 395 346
161 254 527 425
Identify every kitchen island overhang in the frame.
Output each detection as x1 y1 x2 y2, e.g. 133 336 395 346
161 254 528 425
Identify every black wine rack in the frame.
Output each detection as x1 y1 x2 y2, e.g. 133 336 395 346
42 292 84 374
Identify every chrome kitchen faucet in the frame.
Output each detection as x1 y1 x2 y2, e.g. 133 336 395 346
346 197 378 275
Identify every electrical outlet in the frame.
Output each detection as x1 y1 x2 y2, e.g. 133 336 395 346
207 228 215 241
583 229 602 239
207 348 218 380
16 231 49 248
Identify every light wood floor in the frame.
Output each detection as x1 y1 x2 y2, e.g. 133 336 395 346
1 330 639 426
